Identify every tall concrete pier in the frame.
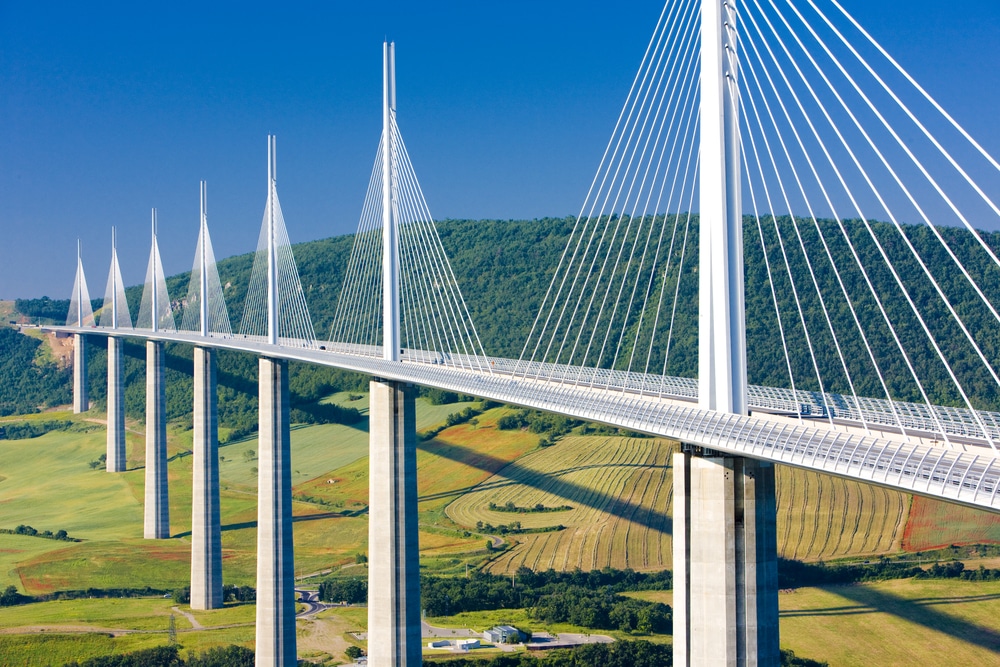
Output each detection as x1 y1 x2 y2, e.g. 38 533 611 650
255 357 296 666
366 43 421 666
676 0 780 663
144 341 169 538
368 379 421 667
106 336 126 473
191 346 223 609
673 452 779 666
73 334 89 413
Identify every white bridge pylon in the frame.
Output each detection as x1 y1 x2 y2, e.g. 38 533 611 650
328 44 491 374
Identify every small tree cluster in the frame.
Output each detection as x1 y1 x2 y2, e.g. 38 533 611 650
318 577 367 604
0 525 74 541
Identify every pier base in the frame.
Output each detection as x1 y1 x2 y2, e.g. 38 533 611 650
191 347 223 609
368 379 421 667
673 451 779 667
106 337 126 473
144 341 169 539
255 357 296 666
73 334 88 413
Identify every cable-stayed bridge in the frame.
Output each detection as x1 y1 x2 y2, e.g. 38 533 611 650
40 2 1000 666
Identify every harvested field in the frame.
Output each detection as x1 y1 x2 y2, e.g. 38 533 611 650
775 465 909 561
447 436 675 573
448 436 914 573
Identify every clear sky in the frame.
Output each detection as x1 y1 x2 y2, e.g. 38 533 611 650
3 0 1000 299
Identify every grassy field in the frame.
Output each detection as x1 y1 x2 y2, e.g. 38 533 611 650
0 596 258 665
0 598 370 667
423 607 624 639
779 578 1000 665
0 397 532 596
0 397 501 594
624 578 1000 665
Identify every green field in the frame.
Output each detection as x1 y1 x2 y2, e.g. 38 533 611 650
779 578 1000 665
0 397 498 592
624 578 1000 665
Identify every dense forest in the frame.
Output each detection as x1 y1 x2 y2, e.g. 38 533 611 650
0 328 71 415
8 215 1000 423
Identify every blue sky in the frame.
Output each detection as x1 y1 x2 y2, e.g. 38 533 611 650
3 0 1000 298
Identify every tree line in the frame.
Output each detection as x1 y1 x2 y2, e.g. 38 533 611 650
778 556 1000 588
317 566 674 635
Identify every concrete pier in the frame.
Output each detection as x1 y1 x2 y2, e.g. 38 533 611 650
255 357 296 666
368 379 421 667
191 347 223 609
73 334 89 413
144 341 169 539
673 451 779 667
106 336 126 473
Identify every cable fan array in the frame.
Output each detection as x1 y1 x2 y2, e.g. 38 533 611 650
136 213 177 332
737 0 1000 449
518 0 1000 450
518 0 703 390
178 183 232 337
329 114 491 371
238 153 316 347
67 241 96 328
98 228 133 330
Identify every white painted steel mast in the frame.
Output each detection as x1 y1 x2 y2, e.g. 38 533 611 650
76 240 84 327
382 41 401 361
150 210 159 333
699 0 746 414
267 136 279 346
111 227 119 330
200 181 209 337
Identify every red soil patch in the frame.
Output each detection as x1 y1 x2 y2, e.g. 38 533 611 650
903 494 1000 551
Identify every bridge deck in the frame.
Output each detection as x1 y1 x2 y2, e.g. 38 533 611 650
49 326 1000 513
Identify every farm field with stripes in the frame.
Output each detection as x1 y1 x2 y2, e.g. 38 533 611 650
446 434 912 573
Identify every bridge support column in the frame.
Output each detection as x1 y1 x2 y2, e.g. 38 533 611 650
144 341 169 539
73 334 89 413
255 357 296 666
191 347 223 609
673 449 779 667
368 379 421 667
106 336 126 473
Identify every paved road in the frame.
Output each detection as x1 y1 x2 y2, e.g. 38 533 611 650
295 589 326 617
171 606 203 629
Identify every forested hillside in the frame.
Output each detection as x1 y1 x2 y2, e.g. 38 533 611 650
0 328 70 416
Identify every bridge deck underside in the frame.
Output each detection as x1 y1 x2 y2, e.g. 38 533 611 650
55 327 1000 513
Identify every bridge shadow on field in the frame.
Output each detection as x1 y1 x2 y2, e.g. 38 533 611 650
171 510 363 539
781 585 1000 652
417 438 673 537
